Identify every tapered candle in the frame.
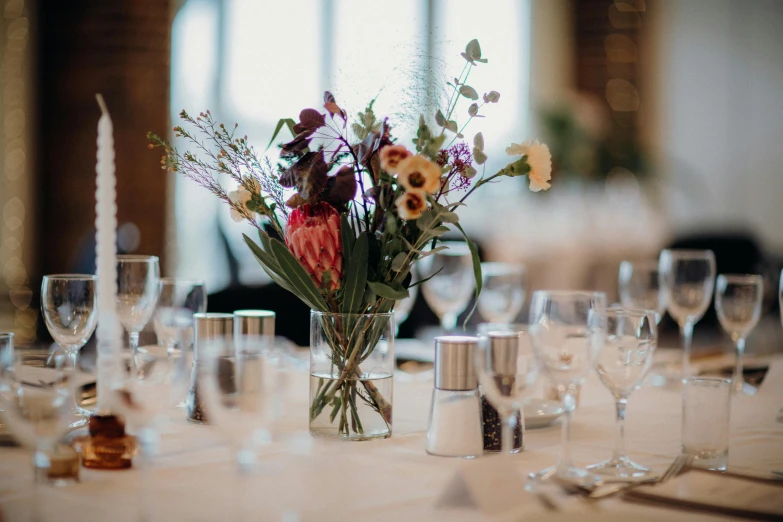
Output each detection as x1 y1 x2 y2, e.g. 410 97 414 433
94 94 122 412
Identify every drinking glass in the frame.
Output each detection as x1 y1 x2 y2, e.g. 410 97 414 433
0 347 73 519
658 249 716 379
153 278 206 354
475 329 539 454
715 274 763 395
779 268 783 328
41 274 98 422
682 376 731 471
113 308 192 522
618 261 665 324
418 241 475 331
393 283 418 335
528 291 607 487
477 262 525 323
587 308 657 479
117 255 160 354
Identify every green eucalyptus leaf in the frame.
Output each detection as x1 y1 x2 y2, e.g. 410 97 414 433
390 252 407 272
385 212 398 234
428 225 450 237
467 39 481 59
464 166 478 179
435 109 446 126
440 210 459 224
453 223 482 327
473 148 488 165
468 103 479 117
483 91 500 103
459 85 479 100
341 232 368 313
416 211 436 231
445 120 458 133
367 281 409 300
474 132 484 151
418 245 449 258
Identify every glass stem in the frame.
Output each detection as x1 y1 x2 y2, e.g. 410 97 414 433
680 321 694 379
129 331 140 354
32 447 51 522
137 427 159 522
733 337 746 392
441 312 459 332
501 411 517 455
557 392 576 472
612 397 628 462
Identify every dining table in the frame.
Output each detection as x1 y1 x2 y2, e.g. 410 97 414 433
0 346 781 522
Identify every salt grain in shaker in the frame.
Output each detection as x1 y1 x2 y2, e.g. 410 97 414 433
425 336 483 458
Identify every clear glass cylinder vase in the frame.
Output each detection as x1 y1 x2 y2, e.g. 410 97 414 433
309 311 394 440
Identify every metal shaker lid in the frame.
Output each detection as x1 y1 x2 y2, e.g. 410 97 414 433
193 313 234 360
482 330 520 376
233 310 275 338
434 336 479 390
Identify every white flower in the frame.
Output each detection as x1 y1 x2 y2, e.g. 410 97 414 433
395 189 428 220
228 187 253 222
396 155 442 194
380 145 412 174
506 140 552 192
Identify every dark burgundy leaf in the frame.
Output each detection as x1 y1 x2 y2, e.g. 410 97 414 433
298 109 325 130
324 91 336 104
296 150 328 200
322 166 357 206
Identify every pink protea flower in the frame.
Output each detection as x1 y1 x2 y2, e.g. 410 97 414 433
286 202 343 291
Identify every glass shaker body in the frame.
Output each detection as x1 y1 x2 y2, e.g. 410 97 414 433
426 388 484 458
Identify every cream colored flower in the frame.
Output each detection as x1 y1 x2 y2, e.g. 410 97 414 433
396 155 441 194
395 189 428 220
380 145 411 174
228 187 253 222
506 140 552 192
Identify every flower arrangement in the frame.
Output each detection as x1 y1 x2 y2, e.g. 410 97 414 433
148 39 551 439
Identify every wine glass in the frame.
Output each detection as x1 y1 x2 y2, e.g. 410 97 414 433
528 290 607 488
475 329 539 455
715 274 763 395
779 268 783 328
587 307 657 479
0 347 73 520
418 241 475 332
117 255 160 355
477 262 525 323
41 274 98 423
618 261 665 324
153 278 206 354
113 308 192 521
658 249 716 379
393 283 418 335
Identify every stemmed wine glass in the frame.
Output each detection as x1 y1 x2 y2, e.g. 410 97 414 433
587 307 657 479
0 346 73 520
477 262 525 323
418 241 475 332
117 255 160 355
153 278 206 354
528 291 607 488
393 283 418 336
618 261 665 324
113 307 192 522
658 249 716 379
715 274 763 395
475 329 539 455
41 274 98 423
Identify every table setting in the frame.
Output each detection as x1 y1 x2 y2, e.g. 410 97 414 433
1 39 782 522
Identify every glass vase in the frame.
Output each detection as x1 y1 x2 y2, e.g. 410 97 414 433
309 311 394 440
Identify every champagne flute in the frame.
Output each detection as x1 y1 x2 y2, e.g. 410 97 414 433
477 262 525 323
618 261 665 324
113 308 192 522
153 278 206 354
117 255 160 355
715 274 763 395
658 249 716 379
418 241 475 332
0 347 73 520
587 307 657 479
528 290 607 488
475 329 539 455
41 274 98 422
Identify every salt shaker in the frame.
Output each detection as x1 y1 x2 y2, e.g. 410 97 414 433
425 336 484 458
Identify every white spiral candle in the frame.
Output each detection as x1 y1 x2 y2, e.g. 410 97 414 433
94 94 122 412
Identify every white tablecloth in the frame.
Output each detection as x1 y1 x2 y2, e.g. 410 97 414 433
1 353 782 522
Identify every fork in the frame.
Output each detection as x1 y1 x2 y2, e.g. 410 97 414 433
588 453 694 499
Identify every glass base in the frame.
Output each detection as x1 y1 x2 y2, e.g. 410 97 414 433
732 380 757 396
309 426 391 441
685 449 727 471
528 465 603 490
587 456 651 480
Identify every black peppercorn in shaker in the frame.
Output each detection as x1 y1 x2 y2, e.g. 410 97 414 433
478 331 524 453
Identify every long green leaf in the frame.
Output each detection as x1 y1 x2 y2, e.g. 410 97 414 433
269 238 329 311
341 232 368 314
454 222 482 327
340 214 355 259
367 281 409 300
243 234 295 294
266 118 296 150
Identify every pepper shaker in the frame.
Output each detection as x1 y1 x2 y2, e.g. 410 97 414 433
186 313 233 423
480 331 523 453
425 336 483 458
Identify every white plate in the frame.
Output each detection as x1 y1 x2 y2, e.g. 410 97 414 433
524 397 564 429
